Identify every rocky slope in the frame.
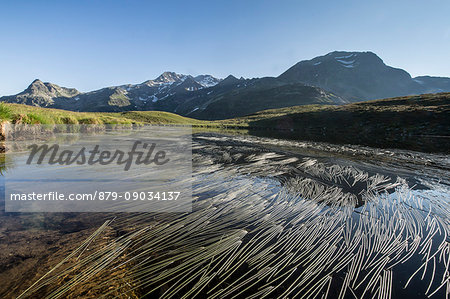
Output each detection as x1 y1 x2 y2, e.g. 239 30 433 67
0 72 219 112
0 79 80 108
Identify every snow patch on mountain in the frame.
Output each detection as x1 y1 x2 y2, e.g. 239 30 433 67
158 93 172 101
335 54 355 59
337 59 355 65
194 75 221 88
335 57 356 68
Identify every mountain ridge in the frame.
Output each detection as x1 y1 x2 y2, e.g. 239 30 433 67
1 51 449 119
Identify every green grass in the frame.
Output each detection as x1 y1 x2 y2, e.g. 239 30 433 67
0 103 211 126
0 103 12 120
108 93 130 107
118 111 208 125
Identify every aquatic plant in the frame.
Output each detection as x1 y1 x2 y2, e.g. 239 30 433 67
17 138 450 298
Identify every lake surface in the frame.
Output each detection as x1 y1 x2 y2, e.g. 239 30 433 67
0 132 449 298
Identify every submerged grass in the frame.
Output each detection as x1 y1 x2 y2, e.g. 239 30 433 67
16 138 450 298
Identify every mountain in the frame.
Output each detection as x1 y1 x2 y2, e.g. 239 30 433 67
161 76 346 119
413 76 450 93
194 75 222 88
0 72 222 112
0 72 344 118
278 51 450 101
1 51 449 119
0 79 80 108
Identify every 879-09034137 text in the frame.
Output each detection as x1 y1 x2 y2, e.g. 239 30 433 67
9 191 182 201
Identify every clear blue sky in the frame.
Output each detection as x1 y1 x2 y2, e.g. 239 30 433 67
1 0 449 95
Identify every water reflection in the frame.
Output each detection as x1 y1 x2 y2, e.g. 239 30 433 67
1 132 449 298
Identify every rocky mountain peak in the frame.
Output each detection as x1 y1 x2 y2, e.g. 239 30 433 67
25 79 55 95
194 75 221 88
22 79 79 98
154 72 186 83
30 78 44 85
217 75 241 86
176 76 203 92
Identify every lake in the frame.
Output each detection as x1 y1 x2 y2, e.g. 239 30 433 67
0 131 449 298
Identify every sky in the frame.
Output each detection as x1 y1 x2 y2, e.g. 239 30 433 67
0 0 449 95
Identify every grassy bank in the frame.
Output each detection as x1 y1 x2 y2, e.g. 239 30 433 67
0 103 209 126
1 92 449 152
228 93 450 153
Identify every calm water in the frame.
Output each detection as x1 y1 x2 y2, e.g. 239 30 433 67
0 132 449 298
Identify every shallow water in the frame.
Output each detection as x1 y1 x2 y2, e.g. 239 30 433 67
0 132 449 298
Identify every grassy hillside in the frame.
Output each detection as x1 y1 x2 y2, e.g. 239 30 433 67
226 93 450 153
223 92 447 122
0 103 208 125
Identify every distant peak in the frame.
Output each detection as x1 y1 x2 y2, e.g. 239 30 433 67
194 74 221 87
30 79 45 86
330 51 383 63
194 74 213 79
288 51 385 70
217 75 240 86
327 50 376 56
26 79 47 92
22 79 79 98
160 71 177 76
155 71 186 83
224 75 238 81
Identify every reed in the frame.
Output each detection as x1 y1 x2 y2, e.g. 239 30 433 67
17 144 450 298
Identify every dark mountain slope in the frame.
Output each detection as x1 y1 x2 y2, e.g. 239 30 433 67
151 76 346 120
279 51 425 101
186 77 346 119
413 76 450 94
